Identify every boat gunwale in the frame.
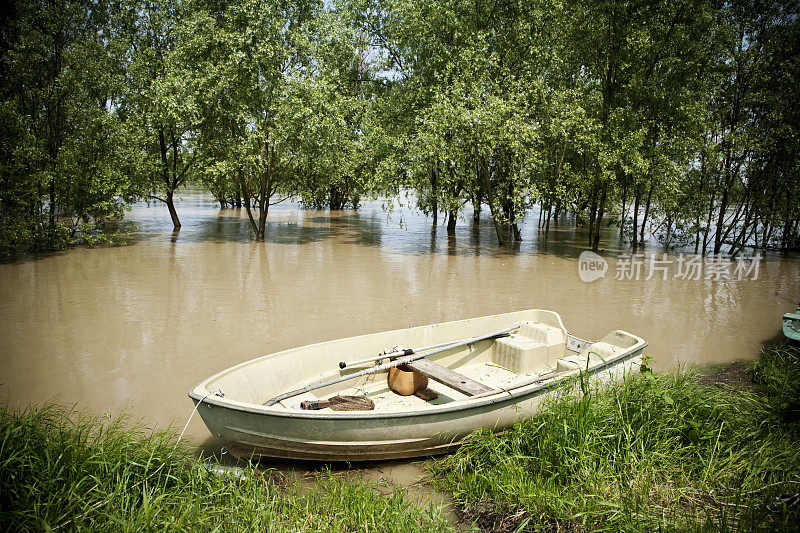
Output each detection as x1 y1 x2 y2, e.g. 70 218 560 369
188 312 647 420
192 310 568 382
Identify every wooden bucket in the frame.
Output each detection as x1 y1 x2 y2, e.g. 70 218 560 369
387 364 429 396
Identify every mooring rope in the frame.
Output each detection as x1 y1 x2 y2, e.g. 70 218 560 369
130 389 224 488
52 389 224 530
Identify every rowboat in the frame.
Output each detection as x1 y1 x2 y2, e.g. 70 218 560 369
783 306 800 343
189 310 647 461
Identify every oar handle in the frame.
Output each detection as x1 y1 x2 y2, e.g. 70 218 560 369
339 348 414 369
338 335 482 369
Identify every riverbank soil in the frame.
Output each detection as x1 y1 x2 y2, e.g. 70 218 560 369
698 361 756 390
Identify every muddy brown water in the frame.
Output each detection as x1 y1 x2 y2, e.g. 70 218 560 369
1 187 798 510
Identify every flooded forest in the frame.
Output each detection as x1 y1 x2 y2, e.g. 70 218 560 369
1 0 799 257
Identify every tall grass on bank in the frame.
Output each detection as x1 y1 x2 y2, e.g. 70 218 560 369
0 406 452 532
753 344 800 424
433 355 800 532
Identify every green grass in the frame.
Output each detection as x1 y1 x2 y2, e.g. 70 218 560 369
4 346 799 532
431 349 800 532
0 405 453 532
753 344 800 424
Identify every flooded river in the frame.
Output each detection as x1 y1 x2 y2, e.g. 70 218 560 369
1 188 798 448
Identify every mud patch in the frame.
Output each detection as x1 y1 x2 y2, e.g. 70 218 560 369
698 361 755 390
458 500 573 533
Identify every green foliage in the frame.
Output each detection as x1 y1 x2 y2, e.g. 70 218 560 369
432 365 800 531
0 0 134 258
752 343 800 424
291 7 378 210
188 0 327 237
2 0 798 250
0 404 452 531
118 0 204 228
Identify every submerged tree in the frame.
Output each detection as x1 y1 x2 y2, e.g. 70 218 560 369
191 0 323 240
0 0 133 256
120 0 204 230
2 0 797 255
292 7 377 210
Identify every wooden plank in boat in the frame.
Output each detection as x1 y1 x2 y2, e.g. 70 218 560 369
405 359 495 396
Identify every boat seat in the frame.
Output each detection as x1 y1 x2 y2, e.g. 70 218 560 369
405 359 495 396
556 342 622 372
492 321 565 374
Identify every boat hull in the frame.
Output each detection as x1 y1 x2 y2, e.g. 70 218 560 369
191 343 644 461
783 309 800 343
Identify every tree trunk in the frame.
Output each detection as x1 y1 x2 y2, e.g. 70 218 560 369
238 168 259 239
591 180 608 251
472 190 482 223
431 168 438 226
760 220 770 251
640 182 653 247
257 200 268 240
166 193 181 229
158 127 181 230
781 191 793 252
619 184 627 239
632 182 641 249
694 215 700 253
544 201 552 241
329 186 346 210
254 163 270 240
702 188 716 255
538 201 545 228
479 159 506 246
447 211 456 234
713 188 730 254
587 188 598 247
48 177 56 228
713 150 735 254
512 222 521 241
695 145 705 254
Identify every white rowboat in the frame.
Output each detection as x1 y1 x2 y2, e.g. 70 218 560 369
189 310 647 461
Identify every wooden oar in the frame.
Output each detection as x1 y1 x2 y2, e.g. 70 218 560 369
263 325 520 407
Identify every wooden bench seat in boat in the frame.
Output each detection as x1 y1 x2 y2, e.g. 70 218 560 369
405 359 495 396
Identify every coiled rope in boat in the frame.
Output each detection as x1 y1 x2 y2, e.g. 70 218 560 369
300 394 375 411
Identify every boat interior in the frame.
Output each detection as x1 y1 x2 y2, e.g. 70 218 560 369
200 311 643 412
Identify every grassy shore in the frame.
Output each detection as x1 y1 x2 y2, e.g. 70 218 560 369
0 406 453 531
2 345 798 531
432 345 800 531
